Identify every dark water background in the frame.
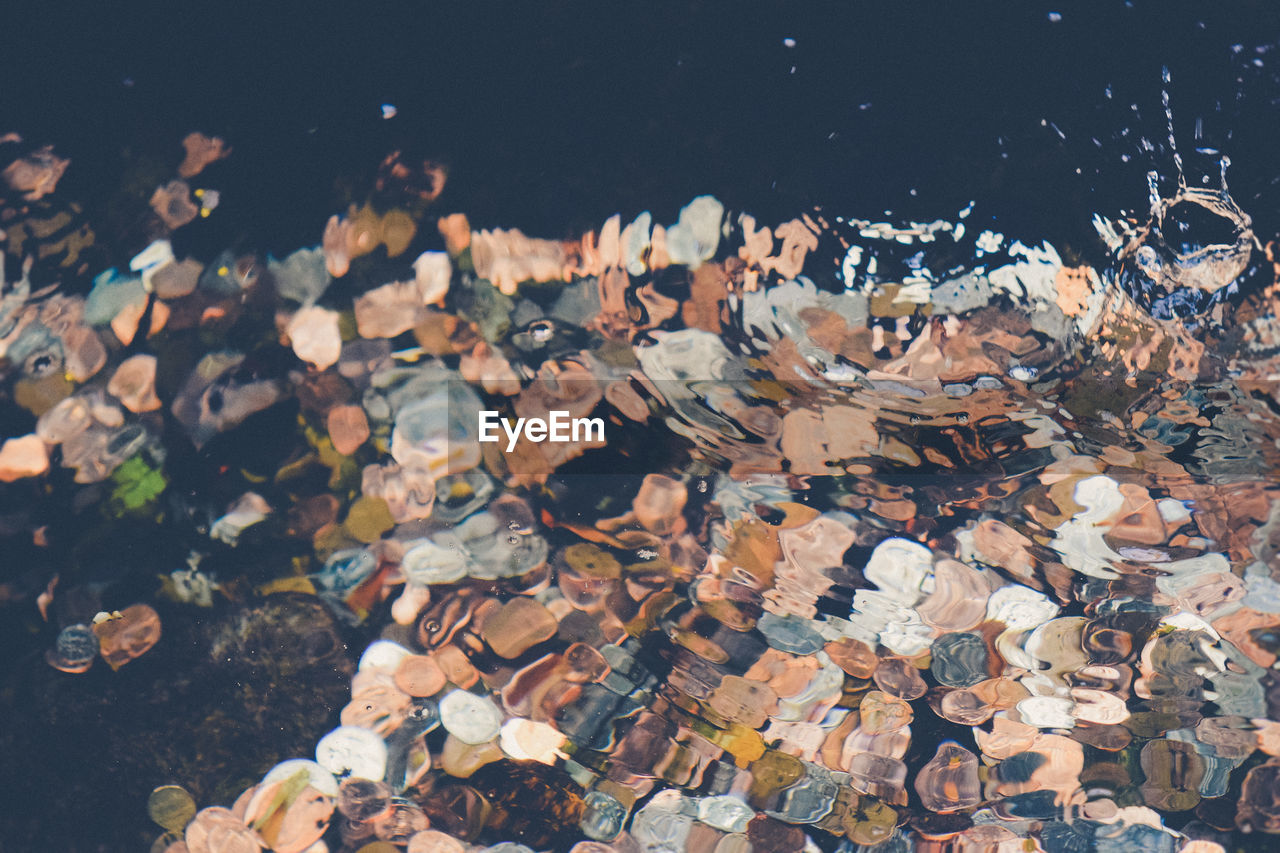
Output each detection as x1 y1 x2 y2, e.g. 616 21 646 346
4 1 1280 254
3 1 1280 850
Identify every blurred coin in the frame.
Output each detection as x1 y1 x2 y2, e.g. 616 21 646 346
317 726 388 781
149 785 198 833
92 602 161 669
47 623 98 673
263 759 340 797
407 830 468 853
338 776 393 824
359 640 413 673
439 689 503 745
394 654 447 698
184 806 262 853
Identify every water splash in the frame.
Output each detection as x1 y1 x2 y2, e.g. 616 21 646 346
1089 69 1259 318
1116 160 1255 317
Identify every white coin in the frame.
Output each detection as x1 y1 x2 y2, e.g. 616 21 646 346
358 639 413 673
315 726 388 781
401 539 469 585
438 689 503 745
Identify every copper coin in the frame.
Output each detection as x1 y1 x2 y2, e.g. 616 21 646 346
394 654 447 698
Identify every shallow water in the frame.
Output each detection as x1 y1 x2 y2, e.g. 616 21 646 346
5 154 1280 852
7 5 1280 853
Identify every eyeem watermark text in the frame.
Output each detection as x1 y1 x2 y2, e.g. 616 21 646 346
479 410 605 451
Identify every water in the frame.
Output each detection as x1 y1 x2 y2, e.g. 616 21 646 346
5 4 1280 852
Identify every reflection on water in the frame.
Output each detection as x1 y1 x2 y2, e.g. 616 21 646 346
5 127 1280 852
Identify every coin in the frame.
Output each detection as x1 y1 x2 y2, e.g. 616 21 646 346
148 785 197 833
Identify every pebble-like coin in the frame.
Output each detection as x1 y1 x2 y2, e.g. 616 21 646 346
438 689 503 745
316 725 388 781
148 785 197 833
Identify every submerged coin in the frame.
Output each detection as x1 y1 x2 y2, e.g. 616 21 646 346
48 623 99 673
262 759 340 797
316 726 388 782
407 830 468 853
148 785 197 833
438 689 503 745
338 777 393 823
184 806 261 853
92 603 161 669
394 654 447 697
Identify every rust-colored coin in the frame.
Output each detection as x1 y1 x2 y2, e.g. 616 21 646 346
183 806 262 853
824 638 878 679
708 675 777 728
342 681 411 736
394 654 447 697
480 597 559 659
93 603 161 669
433 645 480 689
250 784 333 853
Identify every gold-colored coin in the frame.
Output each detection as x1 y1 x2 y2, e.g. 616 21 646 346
147 784 196 833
